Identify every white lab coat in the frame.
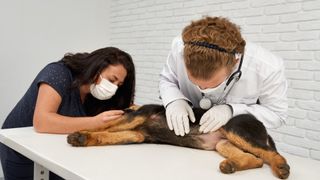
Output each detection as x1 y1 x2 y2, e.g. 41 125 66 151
159 36 288 128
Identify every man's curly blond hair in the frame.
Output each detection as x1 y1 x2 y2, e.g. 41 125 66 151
182 16 246 80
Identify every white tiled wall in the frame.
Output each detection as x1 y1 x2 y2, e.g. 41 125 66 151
109 0 320 160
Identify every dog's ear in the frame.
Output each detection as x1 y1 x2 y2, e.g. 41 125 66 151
123 108 135 113
124 105 141 113
129 104 141 111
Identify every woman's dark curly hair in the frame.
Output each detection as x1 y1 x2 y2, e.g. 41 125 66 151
62 47 135 116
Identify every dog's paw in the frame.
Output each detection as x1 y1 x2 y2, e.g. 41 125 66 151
220 159 236 174
271 154 290 179
273 163 290 179
67 131 89 146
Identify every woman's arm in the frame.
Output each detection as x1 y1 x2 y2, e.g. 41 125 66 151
33 83 123 134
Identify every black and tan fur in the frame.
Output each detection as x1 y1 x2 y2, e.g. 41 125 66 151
67 104 290 179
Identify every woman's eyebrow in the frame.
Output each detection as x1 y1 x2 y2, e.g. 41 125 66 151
115 75 126 85
112 75 118 81
113 75 124 84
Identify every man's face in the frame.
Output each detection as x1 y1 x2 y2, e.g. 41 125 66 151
187 67 230 90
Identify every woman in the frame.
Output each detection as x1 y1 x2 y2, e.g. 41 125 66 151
0 47 135 179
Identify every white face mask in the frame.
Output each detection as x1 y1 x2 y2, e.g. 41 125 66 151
197 80 228 109
197 79 227 96
90 75 118 100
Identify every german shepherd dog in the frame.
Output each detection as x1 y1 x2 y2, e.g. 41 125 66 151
67 104 290 179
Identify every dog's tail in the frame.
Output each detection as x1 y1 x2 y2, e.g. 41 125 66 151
267 135 277 151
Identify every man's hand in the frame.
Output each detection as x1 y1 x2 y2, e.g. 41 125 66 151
165 99 196 136
199 104 232 133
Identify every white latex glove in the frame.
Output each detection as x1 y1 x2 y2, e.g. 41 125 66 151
199 104 232 133
165 99 196 136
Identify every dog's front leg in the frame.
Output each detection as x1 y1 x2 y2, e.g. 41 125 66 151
67 130 145 146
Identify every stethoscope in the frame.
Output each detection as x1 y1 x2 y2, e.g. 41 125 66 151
199 53 244 110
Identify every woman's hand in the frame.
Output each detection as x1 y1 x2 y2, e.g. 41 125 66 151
95 110 124 122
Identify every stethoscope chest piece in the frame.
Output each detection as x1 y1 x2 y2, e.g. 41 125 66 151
199 97 212 110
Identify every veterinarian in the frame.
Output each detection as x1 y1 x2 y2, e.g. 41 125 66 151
159 16 288 137
0 47 135 180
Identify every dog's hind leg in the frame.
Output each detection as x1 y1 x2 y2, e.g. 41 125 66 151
67 130 145 147
220 129 290 179
216 139 264 174
220 114 290 179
